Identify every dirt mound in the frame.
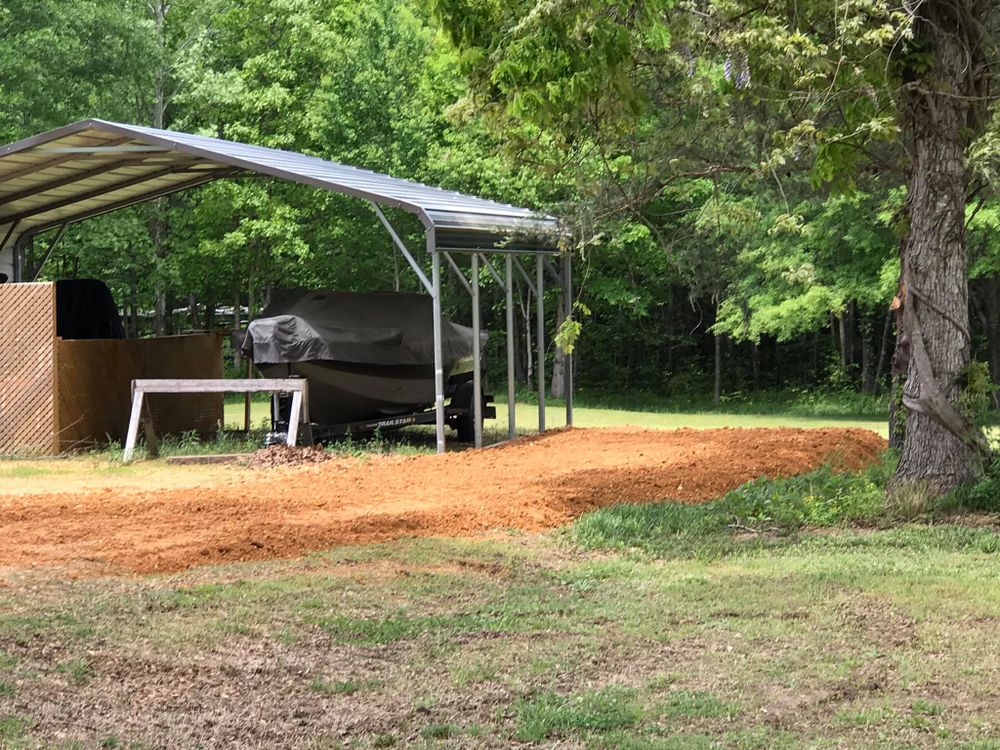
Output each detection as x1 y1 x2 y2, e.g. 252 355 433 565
243 445 332 469
0 427 885 576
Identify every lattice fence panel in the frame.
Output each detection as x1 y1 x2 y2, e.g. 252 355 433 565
0 283 57 456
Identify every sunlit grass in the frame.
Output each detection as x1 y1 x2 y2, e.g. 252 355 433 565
223 399 887 436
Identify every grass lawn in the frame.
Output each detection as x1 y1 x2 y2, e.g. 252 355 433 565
0 516 997 748
223 399 889 437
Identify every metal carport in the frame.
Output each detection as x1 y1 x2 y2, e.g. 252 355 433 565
0 119 572 453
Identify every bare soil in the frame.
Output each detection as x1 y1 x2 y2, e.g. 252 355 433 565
0 427 885 576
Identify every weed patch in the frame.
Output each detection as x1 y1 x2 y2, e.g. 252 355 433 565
574 458 893 557
657 690 735 719
420 723 460 740
0 715 28 742
55 658 92 685
514 685 643 741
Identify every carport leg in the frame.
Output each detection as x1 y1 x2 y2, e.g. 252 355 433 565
430 233 446 454
471 253 483 448
564 252 573 427
536 255 545 432
506 253 516 439
123 388 144 463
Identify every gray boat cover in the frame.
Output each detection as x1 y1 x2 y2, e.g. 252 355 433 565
244 289 478 366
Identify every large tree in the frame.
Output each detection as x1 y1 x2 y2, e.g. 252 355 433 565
433 0 998 493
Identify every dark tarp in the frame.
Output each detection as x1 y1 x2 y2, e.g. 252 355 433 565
55 279 125 340
244 289 478 366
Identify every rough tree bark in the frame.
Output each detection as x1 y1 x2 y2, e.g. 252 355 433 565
873 310 892 391
550 292 567 399
891 0 990 492
713 333 722 406
860 313 876 393
232 284 242 372
149 0 170 338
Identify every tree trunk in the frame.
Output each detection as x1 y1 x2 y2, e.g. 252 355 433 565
873 309 892 392
664 298 675 373
860 313 876 394
750 339 760 392
713 333 722 406
774 339 780 387
847 300 856 372
232 285 242 372
812 331 820 381
892 0 988 492
127 265 138 339
523 289 533 383
149 0 169 338
550 294 566 399
837 315 847 372
152 229 167 337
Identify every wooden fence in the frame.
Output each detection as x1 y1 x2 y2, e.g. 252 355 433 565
0 283 223 456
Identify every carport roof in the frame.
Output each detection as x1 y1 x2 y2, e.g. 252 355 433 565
0 119 563 252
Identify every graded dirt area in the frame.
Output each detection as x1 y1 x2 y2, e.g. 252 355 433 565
0 427 885 576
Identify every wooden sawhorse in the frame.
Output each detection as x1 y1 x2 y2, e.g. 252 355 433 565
123 378 310 462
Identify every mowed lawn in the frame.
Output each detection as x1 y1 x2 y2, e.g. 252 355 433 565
0 526 997 748
224 399 889 436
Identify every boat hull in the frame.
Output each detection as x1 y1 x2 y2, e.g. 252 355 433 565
258 359 467 426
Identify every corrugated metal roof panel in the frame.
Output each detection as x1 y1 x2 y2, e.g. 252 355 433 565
0 120 562 252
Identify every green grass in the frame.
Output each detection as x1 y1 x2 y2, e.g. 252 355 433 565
420 723 461 740
0 465 53 479
657 690 735 719
573 457 895 558
1 523 998 747
55 658 92 685
515 686 644 741
526 385 890 419
223 398 888 438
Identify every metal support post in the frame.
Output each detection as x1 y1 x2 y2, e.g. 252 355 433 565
536 255 546 432
430 231 446 453
564 252 574 426
505 253 516 439
471 253 483 448
371 203 433 294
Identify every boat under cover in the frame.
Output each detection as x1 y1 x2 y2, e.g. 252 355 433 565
243 289 481 425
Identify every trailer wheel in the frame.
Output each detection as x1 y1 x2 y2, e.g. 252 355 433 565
451 381 481 443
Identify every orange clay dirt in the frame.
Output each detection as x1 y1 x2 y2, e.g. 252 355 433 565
0 427 885 576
